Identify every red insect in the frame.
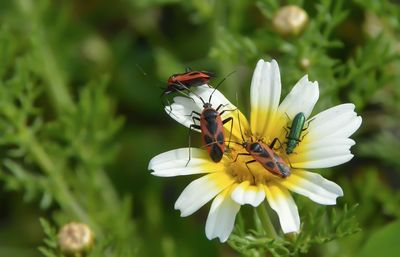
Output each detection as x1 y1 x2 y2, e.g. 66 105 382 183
235 138 291 178
162 68 214 96
233 111 291 178
186 85 235 164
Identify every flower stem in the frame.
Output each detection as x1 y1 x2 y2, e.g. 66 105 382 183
256 202 278 239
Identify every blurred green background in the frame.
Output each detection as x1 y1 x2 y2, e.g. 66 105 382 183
0 0 399 257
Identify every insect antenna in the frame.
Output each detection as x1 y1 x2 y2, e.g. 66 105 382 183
235 92 246 143
136 63 183 111
135 63 148 76
208 70 236 103
135 63 166 88
135 64 178 114
162 83 198 117
174 80 206 106
172 83 197 100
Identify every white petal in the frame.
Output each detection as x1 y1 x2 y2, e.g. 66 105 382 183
205 188 240 242
250 59 282 137
149 148 223 177
308 104 356 126
290 144 353 168
299 146 351 160
165 86 237 129
231 181 265 207
264 184 300 233
299 138 355 152
278 75 319 119
307 104 362 140
281 170 343 205
165 96 202 132
175 172 234 217
292 154 354 169
330 116 362 139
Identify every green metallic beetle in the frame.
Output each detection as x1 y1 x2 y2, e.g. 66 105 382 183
285 112 307 155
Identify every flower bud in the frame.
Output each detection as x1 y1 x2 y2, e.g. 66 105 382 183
299 57 311 70
58 222 94 256
273 5 309 36
363 12 383 38
81 35 112 65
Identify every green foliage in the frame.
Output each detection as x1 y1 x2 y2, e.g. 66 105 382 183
38 219 60 257
0 0 399 257
229 204 360 257
357 219 400 257
0 3 138 256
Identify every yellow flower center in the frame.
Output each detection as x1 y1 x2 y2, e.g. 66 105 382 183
222 139 289 186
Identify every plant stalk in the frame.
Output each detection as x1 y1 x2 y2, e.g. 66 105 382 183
256 202 279 239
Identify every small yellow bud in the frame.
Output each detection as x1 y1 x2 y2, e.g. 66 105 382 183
299 58 311 70
58 222 94 256
273 5 309 36
363 12 383 38
81 35 112 65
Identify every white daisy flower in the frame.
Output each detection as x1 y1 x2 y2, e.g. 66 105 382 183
148 59 362 242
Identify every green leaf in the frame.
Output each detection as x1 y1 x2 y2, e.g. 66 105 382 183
357 220 400 257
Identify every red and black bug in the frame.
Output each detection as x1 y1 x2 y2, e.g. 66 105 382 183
233 111 291 179
185 85 236 164
162 68 214 96
162 68 215 115
235 138 291 178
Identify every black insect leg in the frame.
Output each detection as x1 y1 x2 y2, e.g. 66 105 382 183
161 95 173 115
186 123 201 167
217 104 237 150
283 126 289 138
270 138 286 152
185 110 202 118
215 103 229 112
245 160 257 185
299 118 314 141
300 131 308 141
304 115 316 129
233 152 251 162
220 109 238 116
270 138 277 149
284 112 291 121
191 115 200 124
216 104 237 115
222 117 234 149
286 156 295 169
186 113 201 166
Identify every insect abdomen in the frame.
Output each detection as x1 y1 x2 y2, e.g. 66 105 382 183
247 142 290 178
200 108 225 163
